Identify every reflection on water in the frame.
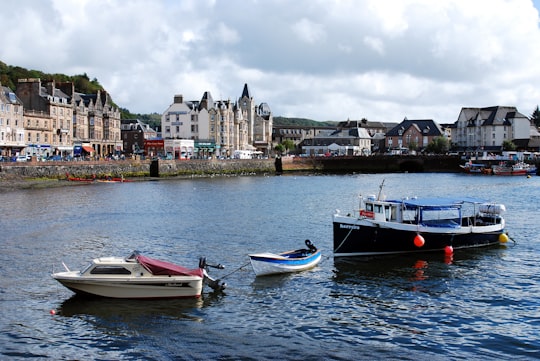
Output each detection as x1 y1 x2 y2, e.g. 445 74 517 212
58 295 205 320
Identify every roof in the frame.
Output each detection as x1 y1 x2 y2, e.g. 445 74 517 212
386 118 443 137
1 85 22 104
458 106 528 126
241 83 251 99
386 197 490 208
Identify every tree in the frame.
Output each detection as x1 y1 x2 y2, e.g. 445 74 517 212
274 143 285 155
281 140 295 154
425 136 449 154
502 140 516 151
531 106 540 127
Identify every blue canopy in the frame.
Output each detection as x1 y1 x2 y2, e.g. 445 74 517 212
388 197 488 208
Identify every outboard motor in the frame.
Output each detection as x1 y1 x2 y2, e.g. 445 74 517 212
199 257 226 291
305 239 317 253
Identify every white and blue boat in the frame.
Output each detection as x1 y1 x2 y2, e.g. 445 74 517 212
249 240 322 276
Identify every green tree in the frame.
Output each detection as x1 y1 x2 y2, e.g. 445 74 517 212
502 140 516 151
425 136 449 154
274 143 285 155
531 106 540 127
281 139 295 154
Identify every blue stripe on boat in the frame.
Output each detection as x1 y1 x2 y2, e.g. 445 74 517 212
250 252 320 266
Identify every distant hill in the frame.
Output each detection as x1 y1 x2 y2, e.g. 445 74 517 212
273 116 337 127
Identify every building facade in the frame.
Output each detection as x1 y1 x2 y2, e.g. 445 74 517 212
161 84 273 158
386 118 444 151
301 125 372 156
121 118 158 157
14 78 122 159
451 106 531 151
0 83 25 158
15 79 73 159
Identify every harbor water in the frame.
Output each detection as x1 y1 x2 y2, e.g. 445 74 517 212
0 173 539 360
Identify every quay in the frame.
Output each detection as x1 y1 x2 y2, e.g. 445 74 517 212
0 155 476 182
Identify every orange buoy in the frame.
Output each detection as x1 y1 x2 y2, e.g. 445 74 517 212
414 234 425 247
444 245 453 255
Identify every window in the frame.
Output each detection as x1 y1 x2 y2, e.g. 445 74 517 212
89 266 131 275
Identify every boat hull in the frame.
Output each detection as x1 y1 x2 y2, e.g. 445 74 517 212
52 273 203 299
333 217 504 257
249 251 322 276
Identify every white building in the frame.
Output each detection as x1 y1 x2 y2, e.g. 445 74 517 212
302 126 372 156
451 106 531 151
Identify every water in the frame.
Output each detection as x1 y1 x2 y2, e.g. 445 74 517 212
0 173 539 360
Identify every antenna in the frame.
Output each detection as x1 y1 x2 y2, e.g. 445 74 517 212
377 179 385 200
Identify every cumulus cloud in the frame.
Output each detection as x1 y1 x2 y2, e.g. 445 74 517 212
1 0 540 123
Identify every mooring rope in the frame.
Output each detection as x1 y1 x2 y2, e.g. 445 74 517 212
220 261 251 279
334 228 353 253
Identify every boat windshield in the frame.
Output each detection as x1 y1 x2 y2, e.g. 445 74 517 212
419 206 461 228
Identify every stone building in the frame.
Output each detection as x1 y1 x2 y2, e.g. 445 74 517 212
15 78 73 159
56 82 122 157
15 78 122 159
121 118 158 157
0 82 25 158
386 118 444 151
161 84 273 158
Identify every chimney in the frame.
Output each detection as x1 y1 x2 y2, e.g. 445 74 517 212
174 94 183 104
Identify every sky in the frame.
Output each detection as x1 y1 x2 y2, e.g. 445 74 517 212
2 0 540 124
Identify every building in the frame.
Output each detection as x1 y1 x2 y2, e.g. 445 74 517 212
15 79 73 159
64 83 123 157
161 84 273 158
238 84 273 155
386 118 444 151
0 82 25 159
301 124 372 156
272 124 335 153
15 78 123 159
451 106 531 151
121 118 158 157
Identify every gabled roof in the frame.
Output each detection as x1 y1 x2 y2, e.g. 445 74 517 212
0 85 22 105
386 118 443 137
458 106 528 126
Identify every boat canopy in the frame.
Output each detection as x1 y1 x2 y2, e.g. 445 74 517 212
388 197 489 209
136 254 204 277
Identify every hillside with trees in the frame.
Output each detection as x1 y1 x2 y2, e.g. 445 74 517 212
273 116 337 126
0 61 104 96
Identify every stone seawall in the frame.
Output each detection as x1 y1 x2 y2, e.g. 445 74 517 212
280 155 463 173
0 159 276 180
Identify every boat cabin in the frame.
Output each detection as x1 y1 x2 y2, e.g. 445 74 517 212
359 196 505 228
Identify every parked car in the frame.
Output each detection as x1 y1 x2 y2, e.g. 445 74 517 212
15 155 31 162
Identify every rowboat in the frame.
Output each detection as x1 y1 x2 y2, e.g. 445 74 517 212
249 240 322 276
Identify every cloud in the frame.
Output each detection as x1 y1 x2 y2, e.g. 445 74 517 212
1 0 540 123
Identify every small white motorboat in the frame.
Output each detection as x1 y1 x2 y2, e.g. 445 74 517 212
249 240 322 277
52 251 225 299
